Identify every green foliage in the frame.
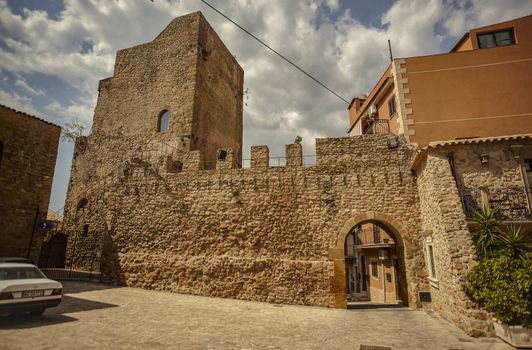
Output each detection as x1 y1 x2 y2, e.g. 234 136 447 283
497 225 531 259
466 207 532 326
470 206 500 259
464 254 532 327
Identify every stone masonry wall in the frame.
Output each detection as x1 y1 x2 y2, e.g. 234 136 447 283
65 135 428 309
0 105 61 261
448 139 532 220
193 14 244 168
415 150 492 336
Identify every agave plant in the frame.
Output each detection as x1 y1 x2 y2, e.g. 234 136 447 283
470 205 501 259
497 224 531 259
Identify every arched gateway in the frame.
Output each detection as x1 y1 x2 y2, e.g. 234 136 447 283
329 212 411 309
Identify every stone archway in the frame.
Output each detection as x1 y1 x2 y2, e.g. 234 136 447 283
329 211 411 309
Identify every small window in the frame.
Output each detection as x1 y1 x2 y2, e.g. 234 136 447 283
82 224 89 237
370 259 378 278
354 226 361 245
388 97 396 117
424 237 437 281
77 198 89 210
428 245 436 278
171 160 183 173
477 29 515 49
158 110 170 132
372 225 380 244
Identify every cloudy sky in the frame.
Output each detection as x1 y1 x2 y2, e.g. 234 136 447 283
1 0 531 213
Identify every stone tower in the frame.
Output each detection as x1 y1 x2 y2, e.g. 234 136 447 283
91 11 243 169
63 12 244 267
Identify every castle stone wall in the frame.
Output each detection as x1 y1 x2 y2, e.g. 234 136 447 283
62 11 512 338
65 135 427 308
0 105 60 261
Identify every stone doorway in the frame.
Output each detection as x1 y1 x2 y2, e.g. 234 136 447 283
329 212 410 309
345 222 401 305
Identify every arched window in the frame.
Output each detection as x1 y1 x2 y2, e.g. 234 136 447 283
77 198 89 210
158 110 170 132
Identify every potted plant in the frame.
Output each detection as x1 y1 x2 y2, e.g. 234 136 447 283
464 207 532 348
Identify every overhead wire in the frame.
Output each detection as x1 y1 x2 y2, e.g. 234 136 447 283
199 0 350 105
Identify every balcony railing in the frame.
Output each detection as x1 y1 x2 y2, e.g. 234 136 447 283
362 119 390 135
459 187 532 221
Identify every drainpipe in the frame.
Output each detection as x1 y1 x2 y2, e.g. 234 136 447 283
382 261 386 304
510 145 532 212
27 206 40 259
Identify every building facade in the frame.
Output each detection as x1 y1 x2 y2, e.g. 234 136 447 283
345 223 399 304
0 104 61 261
63 12 532 338
348 15 532 146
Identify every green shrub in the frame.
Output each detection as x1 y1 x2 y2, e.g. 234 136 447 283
464 253 532 327
466 208 532 326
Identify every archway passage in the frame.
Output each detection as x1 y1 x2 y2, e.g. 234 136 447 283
330 212 410 309
345 222 403 307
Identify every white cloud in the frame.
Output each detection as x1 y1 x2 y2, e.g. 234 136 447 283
1 0 530 210
0 89 39 115
443 0 532 37
45 99 95 126
15 78 45 96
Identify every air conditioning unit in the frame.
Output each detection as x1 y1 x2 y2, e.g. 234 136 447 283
368 104 377 118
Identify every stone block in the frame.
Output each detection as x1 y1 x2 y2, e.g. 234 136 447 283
251 146 269 168
285 143 302 167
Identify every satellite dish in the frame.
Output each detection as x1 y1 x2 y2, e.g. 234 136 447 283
294 136 302 144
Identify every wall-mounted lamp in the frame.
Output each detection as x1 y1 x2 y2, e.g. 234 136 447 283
387 135 399 149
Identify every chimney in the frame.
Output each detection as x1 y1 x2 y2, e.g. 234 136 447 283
348 95 367 126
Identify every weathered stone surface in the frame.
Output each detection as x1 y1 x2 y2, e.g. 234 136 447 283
0 105 61 261
66 134 423 310
62 11 532 339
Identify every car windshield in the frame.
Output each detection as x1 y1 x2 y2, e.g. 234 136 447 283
0 267 46 280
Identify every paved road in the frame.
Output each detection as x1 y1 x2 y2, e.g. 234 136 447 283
0 281 513 350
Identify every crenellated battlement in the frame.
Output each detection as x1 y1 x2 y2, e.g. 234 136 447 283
155 134 410 173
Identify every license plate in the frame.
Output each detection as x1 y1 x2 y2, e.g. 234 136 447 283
21 290 44 298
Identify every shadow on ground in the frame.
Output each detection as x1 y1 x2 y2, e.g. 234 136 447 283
347 303 406 310
0 294 118 330
0 313 78 329
59 280 121 294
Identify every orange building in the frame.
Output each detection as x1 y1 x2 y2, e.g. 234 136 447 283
344 223 400 304
348 15 532 146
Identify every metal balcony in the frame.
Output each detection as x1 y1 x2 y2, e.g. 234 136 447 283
362 119 390 135
459 187 532 221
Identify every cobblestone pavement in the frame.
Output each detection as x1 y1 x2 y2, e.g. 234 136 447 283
0 282 513 350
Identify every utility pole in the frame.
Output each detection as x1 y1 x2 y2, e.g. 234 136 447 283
27 206 40 259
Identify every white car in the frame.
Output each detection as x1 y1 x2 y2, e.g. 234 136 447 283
0 263 62 315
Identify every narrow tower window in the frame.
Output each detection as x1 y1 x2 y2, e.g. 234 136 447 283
77 198 89 210
158 110 170 132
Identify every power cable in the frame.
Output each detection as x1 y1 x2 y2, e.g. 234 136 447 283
199 0 350 105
